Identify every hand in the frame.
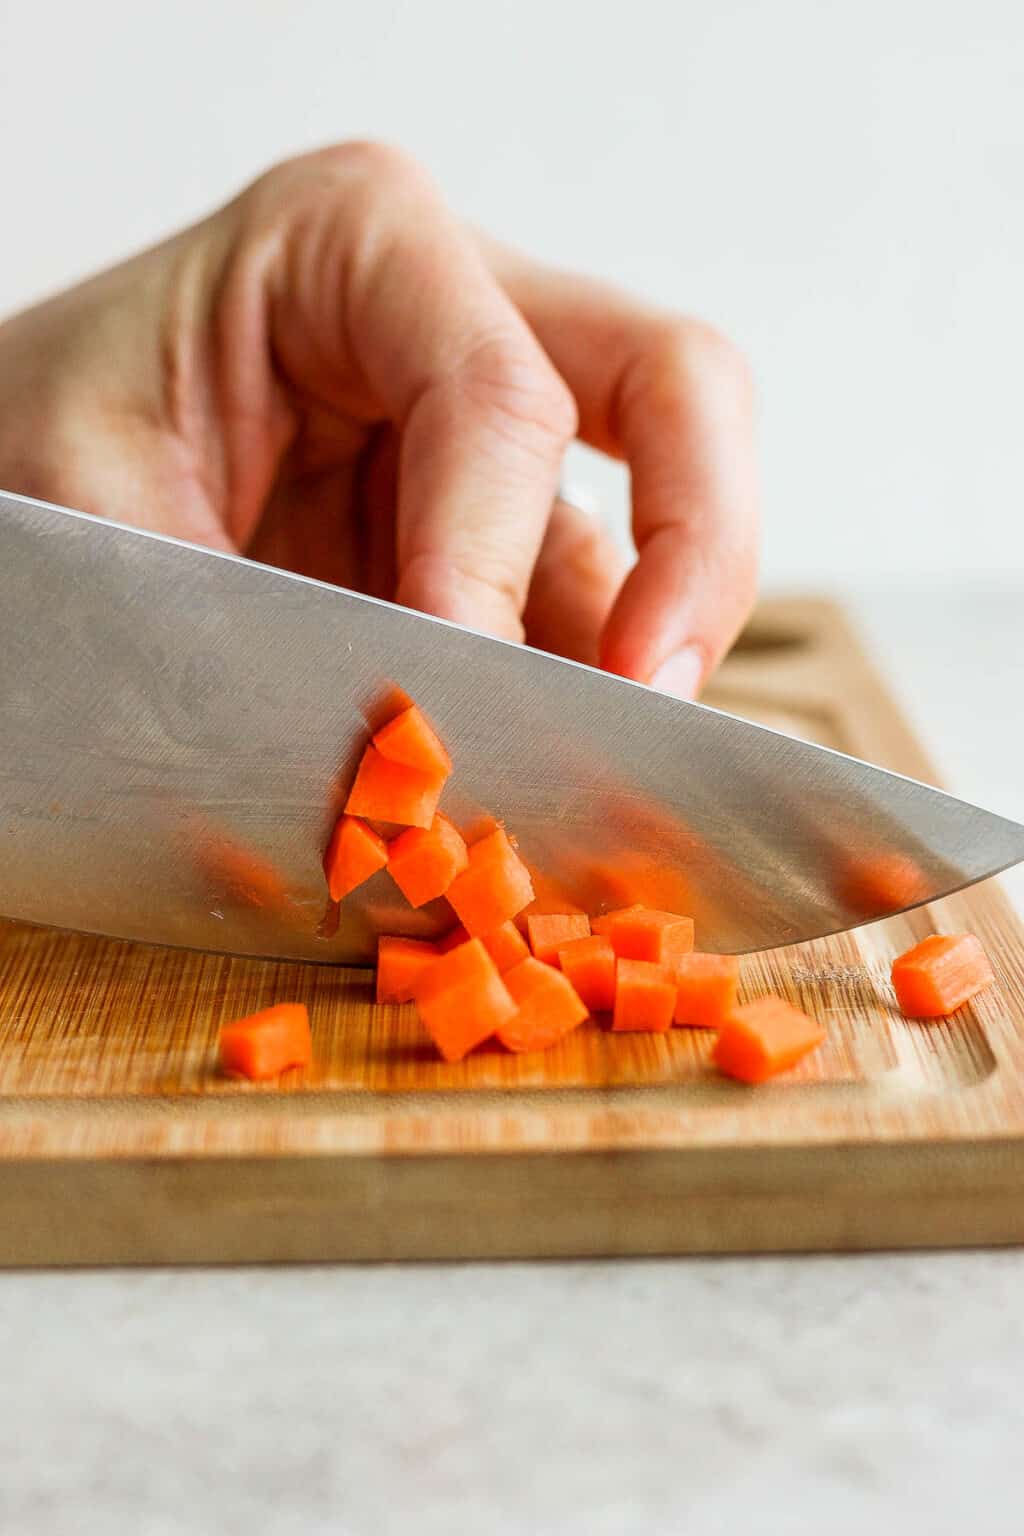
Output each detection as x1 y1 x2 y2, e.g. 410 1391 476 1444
0 143 758 694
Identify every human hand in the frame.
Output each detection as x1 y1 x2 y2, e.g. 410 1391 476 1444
0 143 758 695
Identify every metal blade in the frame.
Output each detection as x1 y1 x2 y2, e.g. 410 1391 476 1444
0 490 1022 961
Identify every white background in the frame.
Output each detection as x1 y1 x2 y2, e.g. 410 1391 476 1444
3 13 1024 1530
1 0 1022 588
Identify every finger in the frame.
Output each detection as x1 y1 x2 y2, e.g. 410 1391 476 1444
258 145 577 641
523 496 628 666
483 243 758 692
600 321 758 695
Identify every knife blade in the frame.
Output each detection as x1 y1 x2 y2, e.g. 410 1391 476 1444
0 490 1021 962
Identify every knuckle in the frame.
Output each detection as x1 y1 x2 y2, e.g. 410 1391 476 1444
460 335 578 449
400 549 527 638
245 140 432 216
328 138 431 192
650 315 754 405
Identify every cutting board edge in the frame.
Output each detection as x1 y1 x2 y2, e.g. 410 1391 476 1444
5 1134 1024 1265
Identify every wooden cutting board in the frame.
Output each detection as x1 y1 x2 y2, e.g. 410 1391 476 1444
2 596 1023 1266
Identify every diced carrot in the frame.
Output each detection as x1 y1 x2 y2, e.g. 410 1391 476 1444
557 934 616 1012
592 903 643 935
612 958 676 1033
712 996 825 1083
445 827 535 936
322 814 389 902
891 933 995 1018
218 1003 312 1081
373 704 452 779
526 912 592 966
481 920 530 973
387 813 468 908
674 952 740 1029
437 923 470 953
414 937 517 1062
606 907 695 967
376 936 439 1004
497 957 589 1053
345 745 446 829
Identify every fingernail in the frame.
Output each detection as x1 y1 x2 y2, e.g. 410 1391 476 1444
649 646 704 700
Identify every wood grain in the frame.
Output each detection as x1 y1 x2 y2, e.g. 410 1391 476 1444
2 596 1024 1264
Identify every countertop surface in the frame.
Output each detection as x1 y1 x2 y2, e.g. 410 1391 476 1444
3 590 1023 1536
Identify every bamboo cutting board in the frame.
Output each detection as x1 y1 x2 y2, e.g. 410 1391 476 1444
2 596 1023 1266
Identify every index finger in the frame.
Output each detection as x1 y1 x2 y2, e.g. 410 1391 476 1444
262 146 578 642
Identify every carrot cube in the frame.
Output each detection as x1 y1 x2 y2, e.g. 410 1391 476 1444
891 933 995 1018
612 958 676 1033
606 907 694 967
322 814 389 902
557 934 616 1012
497 957 588 1053
373 704 452 779
591 904 642 935
436 923 470 953
345 745 446 829
526 912 591 966
376 936 439 1004
713 996 825 1083
218 1003 312 1081
387 813 468 908
445 828 535 936
481 920 530 973
414 937 517 1062
674 952 740 1029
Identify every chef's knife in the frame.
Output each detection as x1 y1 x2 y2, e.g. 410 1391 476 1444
0 490 1021 962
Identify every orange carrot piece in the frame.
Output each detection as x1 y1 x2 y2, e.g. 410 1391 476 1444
612 958 676 1033
557 934 616 1012
891 933 994 1018
322 814 389 902
481 920 530 973
497 957 589 1053
376 936 439 1004
526 912 592 966
713 996 825 1083
606 907 695 967
445 827 535 936
592 903 643 935
674 952 740 1029
345 745 446 829
437 923 471 953
387 813 468 908
373 703 452 779
414 937 517 1062
218 1003 312 1081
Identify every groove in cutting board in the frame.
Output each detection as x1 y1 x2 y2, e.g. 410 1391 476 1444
1 596 1023 1264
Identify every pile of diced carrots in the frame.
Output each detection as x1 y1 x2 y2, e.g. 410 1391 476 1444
218 699 998 1081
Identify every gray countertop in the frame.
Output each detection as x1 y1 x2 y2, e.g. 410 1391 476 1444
3 589 1023 1536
